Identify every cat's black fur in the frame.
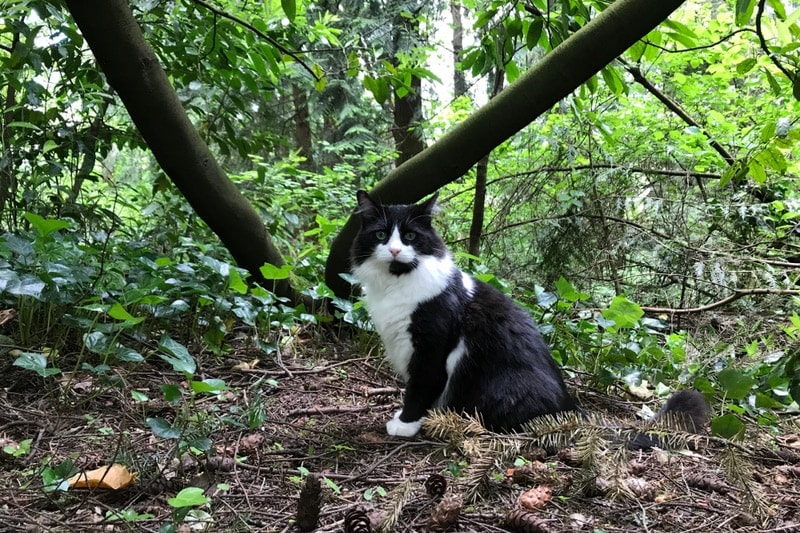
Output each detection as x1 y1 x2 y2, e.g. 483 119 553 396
350 190 709 442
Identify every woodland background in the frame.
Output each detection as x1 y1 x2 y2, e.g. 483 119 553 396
1 0 800 531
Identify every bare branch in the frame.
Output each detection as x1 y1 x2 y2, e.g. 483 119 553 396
641 288 800 315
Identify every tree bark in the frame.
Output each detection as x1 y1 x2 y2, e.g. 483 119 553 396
0 30 20 224
292 83 314 171
450 1 467 98
469 69 504 260
325 0 688 298
391 7 426 166
64 0 293 300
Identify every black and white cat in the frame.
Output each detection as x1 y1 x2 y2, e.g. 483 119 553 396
350 190 708 440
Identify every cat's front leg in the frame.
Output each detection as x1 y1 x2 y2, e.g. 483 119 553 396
386 409 423 437
386 374 445 437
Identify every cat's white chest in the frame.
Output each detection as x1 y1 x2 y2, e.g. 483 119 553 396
354 255 456 380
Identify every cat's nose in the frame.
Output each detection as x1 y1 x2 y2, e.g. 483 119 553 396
389 248 401 257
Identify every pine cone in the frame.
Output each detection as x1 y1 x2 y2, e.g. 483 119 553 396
504 508 551 533
344 507 372 533
428 493 462 531
425 473 447 499
518 486 552 511
685 473 729 495
296 474 322 532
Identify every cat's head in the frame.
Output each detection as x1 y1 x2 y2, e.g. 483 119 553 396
350 190 445 276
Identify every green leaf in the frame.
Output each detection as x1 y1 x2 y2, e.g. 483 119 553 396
735 57 757 75
363 76 389 105
281 0 296 22
23 212 69 236
4 274 45 298
228 268 248 294
190 378 229 394
525 19 544 49
735 0 756 26
260 263 292 280
323 476 341 494
157 335 196 375
13 352 60 378
711 413 745 439
167 487 210 508
554 277 588 302
717 368 756 400
601 296 644 329
161 384 182 404
793 75 800 102
505 60 519 83
146 417 182 439
108 302 145 324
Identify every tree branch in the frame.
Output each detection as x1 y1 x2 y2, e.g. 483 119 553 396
325 0 690 298
621 59 734 165
640 288 800 315
187 0 320 80
755 0 796 83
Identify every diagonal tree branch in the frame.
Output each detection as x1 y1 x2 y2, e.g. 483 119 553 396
325 0 690 298
64 0 295 300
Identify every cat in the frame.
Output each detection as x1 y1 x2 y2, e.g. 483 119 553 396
350 190 709 442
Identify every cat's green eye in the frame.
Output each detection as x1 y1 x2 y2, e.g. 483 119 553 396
375 230 388 240
404 231 417 241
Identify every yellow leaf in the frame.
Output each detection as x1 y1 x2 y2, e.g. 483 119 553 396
67 464 136 490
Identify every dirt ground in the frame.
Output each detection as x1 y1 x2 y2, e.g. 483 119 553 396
1 328 799 532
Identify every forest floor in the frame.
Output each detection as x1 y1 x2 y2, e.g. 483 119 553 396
1 327 800 532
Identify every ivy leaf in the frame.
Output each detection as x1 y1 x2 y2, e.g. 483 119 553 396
717 368 755 400
711 413 745 439
260 263 292 280
13 351 60 377
601 296 644 329
157 335 196 376
23 212 70 236
554 277 588 302
190 378 229 394
146 417 182 439
168 487 210 508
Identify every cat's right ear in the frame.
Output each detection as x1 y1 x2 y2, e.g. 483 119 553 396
355 190 378 215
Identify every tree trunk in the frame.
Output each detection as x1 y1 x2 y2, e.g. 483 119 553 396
391 7 426 166
325 0 688 298
64 0 293 300
67 98 111 205
450 1 467 98
0 30 20 225
468 70 504 260
292 83 314 171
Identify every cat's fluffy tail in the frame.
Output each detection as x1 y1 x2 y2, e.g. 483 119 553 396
627 390 711 451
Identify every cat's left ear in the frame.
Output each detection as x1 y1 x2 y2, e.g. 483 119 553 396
419 191 440 216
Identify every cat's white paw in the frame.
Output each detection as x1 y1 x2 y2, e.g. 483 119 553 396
386 410 422 437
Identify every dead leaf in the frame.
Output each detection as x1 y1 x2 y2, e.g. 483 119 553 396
0 309 16 325
519 485 553 511
67 464 136 490
240 433 265 452
232 359 260 371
